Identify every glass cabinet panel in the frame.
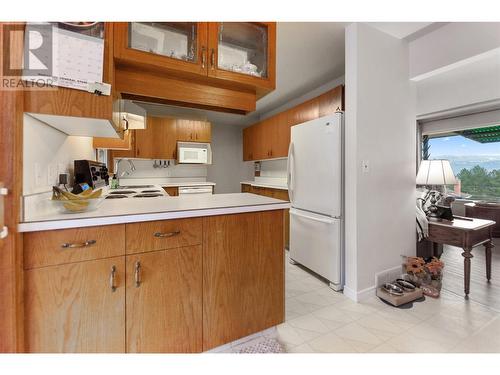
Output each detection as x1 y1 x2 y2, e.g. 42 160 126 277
129 22 198 63
217 23 268 78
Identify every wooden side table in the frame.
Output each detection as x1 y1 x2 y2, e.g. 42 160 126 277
427 218 496 297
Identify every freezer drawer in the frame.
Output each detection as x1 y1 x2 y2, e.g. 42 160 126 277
289 208 342 288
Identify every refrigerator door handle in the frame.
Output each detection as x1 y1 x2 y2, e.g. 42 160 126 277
287 142 294 203
290 208 334 224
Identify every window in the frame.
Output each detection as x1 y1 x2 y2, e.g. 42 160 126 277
423 125 500 201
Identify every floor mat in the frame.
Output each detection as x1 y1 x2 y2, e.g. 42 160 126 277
236 338 285 353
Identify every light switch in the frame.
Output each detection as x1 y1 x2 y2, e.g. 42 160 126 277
361 160 370 173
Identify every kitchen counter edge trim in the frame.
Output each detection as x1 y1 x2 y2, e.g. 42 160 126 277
18 202 290 232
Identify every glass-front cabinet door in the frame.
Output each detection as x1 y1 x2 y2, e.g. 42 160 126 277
207 22 276 89
114 22 208 76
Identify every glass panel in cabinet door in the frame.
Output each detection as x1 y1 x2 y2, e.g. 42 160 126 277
217 23 268 78
129 22 198 63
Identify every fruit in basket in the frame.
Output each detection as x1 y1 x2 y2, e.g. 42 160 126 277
52 186 103 213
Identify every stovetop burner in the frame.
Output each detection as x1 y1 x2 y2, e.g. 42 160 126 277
133 193 164 198
141 189 161 193
109 190 137 195
106 195 128 199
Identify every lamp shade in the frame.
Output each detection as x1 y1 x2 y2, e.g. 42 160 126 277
416 160 457 185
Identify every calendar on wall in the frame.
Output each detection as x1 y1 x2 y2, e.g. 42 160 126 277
23 22 105 92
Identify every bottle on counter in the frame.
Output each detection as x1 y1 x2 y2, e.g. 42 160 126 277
111 174 118 189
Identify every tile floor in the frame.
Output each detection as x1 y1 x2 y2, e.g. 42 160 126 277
270 251 500 353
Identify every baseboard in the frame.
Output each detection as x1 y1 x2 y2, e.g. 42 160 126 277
343 285 376 302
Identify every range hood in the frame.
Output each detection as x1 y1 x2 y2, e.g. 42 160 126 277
26 99 146 138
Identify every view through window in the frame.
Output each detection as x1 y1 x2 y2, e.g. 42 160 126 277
424 125 500 201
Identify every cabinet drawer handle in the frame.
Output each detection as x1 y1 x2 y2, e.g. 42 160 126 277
210 48 215 70
201 46 206 69
134 261 141 287
110 265 117 292
154 230 180 238
61 240 96 249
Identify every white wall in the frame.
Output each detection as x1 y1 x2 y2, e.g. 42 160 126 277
410 22 500 117
409 23 500 80
416 52 500 117
344 23 416 301
207 123 254 193
23 114 95 195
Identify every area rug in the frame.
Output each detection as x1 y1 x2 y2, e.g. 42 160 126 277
236 338 285 353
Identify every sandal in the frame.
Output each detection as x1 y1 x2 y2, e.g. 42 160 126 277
395 279 416 292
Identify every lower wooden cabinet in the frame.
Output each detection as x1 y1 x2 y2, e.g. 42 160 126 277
125 246 202 353
23 211 285 353
242 184 290 249
202 211 285 351
163 186 179 196
25 257 126 353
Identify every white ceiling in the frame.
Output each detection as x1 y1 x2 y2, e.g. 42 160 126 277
368 22 435 39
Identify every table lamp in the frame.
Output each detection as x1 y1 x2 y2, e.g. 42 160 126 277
416 160 457 219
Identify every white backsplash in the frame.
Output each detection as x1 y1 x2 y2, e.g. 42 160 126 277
259 159 287 178
117 158 208 185
254 159 287 187
23 114 96 196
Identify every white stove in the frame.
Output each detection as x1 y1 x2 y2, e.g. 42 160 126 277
106 185 168 199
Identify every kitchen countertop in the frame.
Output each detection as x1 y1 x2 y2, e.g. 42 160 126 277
241 181 288 191
18 193 290 232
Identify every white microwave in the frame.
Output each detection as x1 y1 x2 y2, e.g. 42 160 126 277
177 142 212 164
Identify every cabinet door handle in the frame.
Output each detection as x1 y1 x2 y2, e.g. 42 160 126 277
61 239 96 249
201 46 206 69
154 230 181 238
110 265 117 292
210 49 215 70
134 261 141 287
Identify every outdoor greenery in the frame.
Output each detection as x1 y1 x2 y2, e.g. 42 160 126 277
457 165 500 199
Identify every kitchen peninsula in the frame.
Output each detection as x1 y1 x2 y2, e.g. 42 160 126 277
19 193 288 352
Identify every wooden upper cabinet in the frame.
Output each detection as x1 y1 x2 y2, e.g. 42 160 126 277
287 97 320 127
114 22 208 77
114 22 275 99
207 22 276 92
176 119 211 143
242 85 344 161
135 117 177 159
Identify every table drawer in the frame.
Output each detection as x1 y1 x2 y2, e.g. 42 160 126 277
24 225 125 269
126 218 202 254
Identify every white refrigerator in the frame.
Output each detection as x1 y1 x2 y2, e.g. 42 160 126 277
288 112 344 291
